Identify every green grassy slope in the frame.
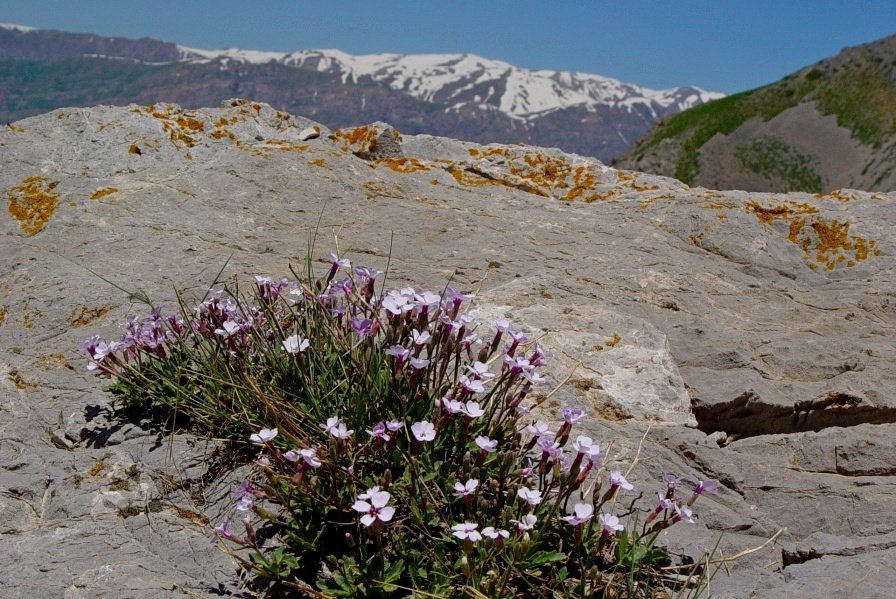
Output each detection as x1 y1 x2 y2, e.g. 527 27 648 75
621 35 896 187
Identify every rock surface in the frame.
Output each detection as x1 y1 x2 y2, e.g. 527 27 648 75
1 100 894 597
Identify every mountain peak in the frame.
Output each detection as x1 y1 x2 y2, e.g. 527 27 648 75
175 44 724 120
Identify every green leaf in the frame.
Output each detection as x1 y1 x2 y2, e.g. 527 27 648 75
521 550 567 568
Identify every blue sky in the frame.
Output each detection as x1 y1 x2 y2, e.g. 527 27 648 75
1 1 893 93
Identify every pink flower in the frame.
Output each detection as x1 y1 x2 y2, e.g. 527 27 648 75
673 503 695 524
475 435 498 453
467 361 494 379
482 526 509 541
599 513 624 534
411 421 436 442
561 407 584 424
510 514 537 532
321 417 353 439
610 470 634 491
526 420 554 438
411 329 431 345
451 522 481 542
562 502 594 526
352 490 395 528
517 486 543 506
367 421 391 442
282 334 309 354
453 479 479 499
462 401 485 419
249 427 278 444
459 375 485 394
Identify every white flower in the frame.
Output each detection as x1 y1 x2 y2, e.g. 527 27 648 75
282 334 310 354
526 420 553 438
214 319 241 337
573 435 594 454
482 526 509 541
510 514 537 531
321 417 353 439
249 427 278 444
517 486 543 506
475 435 498 453
462 401 485 419
610 470 634 491
599 513 624 533
411 329 431 345
357 486 381 500
411 421 436 442
453 479 479 499
561 502 594 526
467 361 494 379
352 490 395 528
451 522 481 542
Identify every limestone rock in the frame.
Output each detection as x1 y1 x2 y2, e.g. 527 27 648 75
1 101 894 596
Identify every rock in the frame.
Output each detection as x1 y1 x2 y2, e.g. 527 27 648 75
297 125 321 141
329 121 402 159
1 100 894 596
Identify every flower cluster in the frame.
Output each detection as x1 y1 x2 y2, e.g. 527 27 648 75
85 252 717 597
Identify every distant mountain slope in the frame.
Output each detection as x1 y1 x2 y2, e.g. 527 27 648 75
616 34 896 192
0 23 722 161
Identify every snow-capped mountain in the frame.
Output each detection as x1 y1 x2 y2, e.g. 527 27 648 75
177 46 723 121
1 23 723 160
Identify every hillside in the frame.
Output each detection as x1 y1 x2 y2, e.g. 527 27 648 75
0 23 722 161
616 34 896 192
1 100 895 597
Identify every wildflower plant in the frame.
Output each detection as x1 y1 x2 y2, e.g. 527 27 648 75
83 251 715 597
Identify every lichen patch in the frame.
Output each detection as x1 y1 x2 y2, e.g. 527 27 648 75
7 176 60 235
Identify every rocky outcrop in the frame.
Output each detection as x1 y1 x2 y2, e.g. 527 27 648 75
1 101 894 597
617 34 896 193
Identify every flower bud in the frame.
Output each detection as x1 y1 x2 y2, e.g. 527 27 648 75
382 469 392 487
477 347 489 363
460 555 472 575
345 532 356 549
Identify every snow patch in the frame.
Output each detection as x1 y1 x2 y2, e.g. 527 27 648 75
0 23 37 32
175 43 725 121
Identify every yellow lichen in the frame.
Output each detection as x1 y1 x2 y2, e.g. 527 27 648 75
748 199 878 270
7 176 60 235
70 305 112 327
0 305 6 325
378 157 430 173
90 187 118 201
307 158 326 167
605 333 622 347
8 369 34 390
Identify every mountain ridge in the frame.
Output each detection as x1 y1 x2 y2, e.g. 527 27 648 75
0 22 721 160
616 33 896 192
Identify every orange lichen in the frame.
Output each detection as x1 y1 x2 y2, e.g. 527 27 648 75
38 352 72 370
139 104 206 149
8 369 35 390
209 128 235 141
814 189 856 202
378 157 431 173
90 187 118 201
128 142 142 155
70 305 112 327
330 124 390 156
362 180 403 199
307 158 326 167
6 123 25 132
0 305 6 325
263 140 309 152
7 176 60 235
748 199 878 270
